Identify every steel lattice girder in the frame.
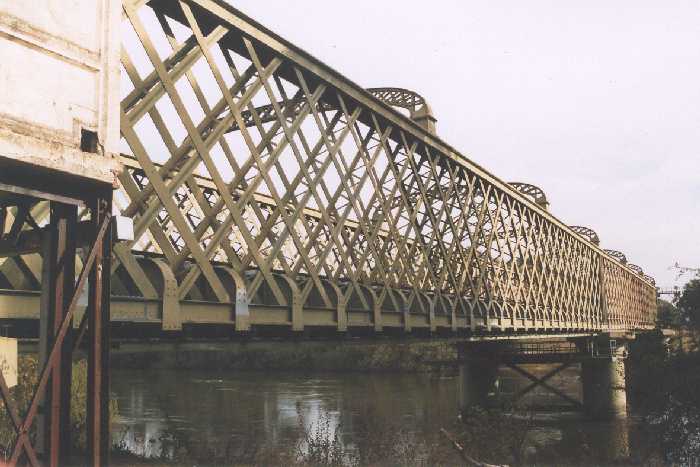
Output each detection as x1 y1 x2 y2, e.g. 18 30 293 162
111 0 657 332
68 0 653 333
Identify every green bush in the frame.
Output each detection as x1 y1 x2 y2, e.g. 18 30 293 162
0 354 118 459
678 279 700 328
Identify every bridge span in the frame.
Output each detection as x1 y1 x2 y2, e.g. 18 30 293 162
0 0 658 464
0 0 655 338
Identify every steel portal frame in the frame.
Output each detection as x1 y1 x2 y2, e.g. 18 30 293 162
0 181 112 466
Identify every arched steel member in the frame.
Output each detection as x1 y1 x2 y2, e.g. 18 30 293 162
570 226 600 246
247 271 304 331
347 282 383 332
366 87 436 134
136 257 182 331
215 266 250 332
407 289 434 331
299 276 347 331
509 182 550 210
604 249 627 265
376 286 411 332
627 264 644 275
219 87 436 134
367 87 426 110
426 292 456 332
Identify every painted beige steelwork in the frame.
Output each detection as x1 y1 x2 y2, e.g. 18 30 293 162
570 226 600 246
0 0 656 335
509 183 550 210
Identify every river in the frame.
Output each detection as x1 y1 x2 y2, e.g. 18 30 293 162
111 365 652 465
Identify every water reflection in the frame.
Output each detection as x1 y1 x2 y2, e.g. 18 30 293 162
111 368 637 464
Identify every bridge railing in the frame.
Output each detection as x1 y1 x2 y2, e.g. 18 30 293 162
106 0 658 333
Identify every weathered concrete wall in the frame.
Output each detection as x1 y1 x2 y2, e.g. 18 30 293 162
0 0 121 182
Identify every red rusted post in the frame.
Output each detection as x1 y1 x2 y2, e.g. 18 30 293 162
87 192 112 466
38 202 77 466
51 202 76 466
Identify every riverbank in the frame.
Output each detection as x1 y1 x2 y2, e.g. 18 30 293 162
110 339 457 373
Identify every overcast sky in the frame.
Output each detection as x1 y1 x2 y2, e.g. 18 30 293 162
224 0 700 291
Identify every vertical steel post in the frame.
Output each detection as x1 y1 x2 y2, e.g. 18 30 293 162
38 202 77 465
37 229 51 457
87 192 112 466
55 203 76 466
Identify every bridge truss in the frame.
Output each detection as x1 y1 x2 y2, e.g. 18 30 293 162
0 0 656 336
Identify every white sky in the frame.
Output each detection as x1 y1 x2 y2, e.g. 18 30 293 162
227 0 700 291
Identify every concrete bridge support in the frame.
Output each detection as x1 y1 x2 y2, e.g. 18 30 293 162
457 344 497 414
581 340 628 419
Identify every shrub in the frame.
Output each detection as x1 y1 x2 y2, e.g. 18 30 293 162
0 354 118 460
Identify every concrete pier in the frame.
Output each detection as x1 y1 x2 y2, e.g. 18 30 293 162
457 344 498 413
581 342 628 419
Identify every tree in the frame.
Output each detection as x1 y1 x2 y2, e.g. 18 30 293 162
657 299 681 328
677 279 700 328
